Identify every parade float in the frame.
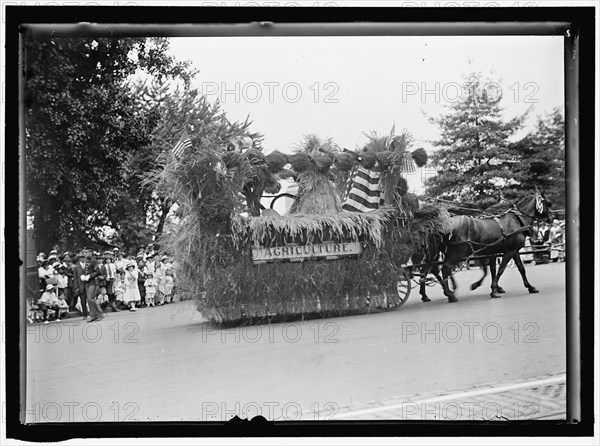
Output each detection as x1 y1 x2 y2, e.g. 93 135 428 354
148 129 451 326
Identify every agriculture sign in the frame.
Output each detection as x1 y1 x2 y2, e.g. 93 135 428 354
251 242 362 264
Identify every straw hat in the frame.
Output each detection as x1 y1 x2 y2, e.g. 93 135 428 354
45 284 54 291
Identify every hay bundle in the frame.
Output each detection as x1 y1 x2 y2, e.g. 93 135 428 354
245 148 266 166
222 151 243 169
413 204 449 220
334 152 357 171
357 151 377 169
401 192 420 215
411 148 428 167
289 152 312 172
409 204 454 249
265 150 289 172
233 207 395 249
263 177 282 194
397 177 409 196
288 134 343 214
364 134 389 153
376 150 394 170
289 177 342 214
313 152 334 173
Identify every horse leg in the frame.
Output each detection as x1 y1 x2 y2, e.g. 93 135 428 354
432 266 451 289
471 259 488 291
449 271 457 291
489 257 505 294
419 276 431 302
441 262 458 303
418 261 431 302
513 253 539 293
490 254 512 298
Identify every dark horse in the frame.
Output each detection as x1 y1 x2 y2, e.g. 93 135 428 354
420 192 553 302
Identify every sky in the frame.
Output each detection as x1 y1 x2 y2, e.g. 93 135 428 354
168 35 564 194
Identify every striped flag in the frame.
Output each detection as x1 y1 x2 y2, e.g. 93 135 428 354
342 166 384 212
385 122 396 149
172 132 192 159
401 156 417 173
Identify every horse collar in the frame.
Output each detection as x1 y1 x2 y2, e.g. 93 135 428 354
493 216 507 237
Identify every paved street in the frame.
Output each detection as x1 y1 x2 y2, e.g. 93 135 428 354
25 262 566 423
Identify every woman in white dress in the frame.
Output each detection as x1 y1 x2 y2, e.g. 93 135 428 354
123 262 141 311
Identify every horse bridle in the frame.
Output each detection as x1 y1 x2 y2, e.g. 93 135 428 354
510 197 549 221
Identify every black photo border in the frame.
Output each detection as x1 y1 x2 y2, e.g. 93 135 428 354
4 4 595 442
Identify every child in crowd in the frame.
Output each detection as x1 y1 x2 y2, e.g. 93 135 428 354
55 265 69 301
96 286 115 313
124 262 141 311
38 284 68 323
163 270 175 304
113 270 126 309
144 272 157 307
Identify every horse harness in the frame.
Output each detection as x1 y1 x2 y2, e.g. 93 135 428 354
450 207 534 259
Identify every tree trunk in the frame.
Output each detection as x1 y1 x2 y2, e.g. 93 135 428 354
155 198 172 239
33 199 60 254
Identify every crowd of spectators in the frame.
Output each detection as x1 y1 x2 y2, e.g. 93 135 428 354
30 244 177 324
533 219 565 245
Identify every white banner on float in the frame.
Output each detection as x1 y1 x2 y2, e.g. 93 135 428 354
252 242 362 264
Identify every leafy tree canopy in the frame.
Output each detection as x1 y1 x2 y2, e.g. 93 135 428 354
25 36 194 253
424 70 564 211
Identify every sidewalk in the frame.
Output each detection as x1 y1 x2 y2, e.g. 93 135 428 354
304 372 566 421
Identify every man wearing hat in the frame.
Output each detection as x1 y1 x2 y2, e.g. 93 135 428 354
102 251 118 307
61 253 76 311
38 257 52 290
38 283 67 323
73 248 104 321
72 251 88 318
550 219 563 244
47 251 58 265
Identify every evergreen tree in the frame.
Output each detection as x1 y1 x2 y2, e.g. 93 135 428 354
512 108 565 210
424 71 528 208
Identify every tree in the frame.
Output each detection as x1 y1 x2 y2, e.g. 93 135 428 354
424 71 528 208
24 36 191 253
511 108 565 210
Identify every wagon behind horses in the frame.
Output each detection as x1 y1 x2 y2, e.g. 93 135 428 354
417 192 553 302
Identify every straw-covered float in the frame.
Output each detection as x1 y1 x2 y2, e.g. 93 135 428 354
147 128 451 326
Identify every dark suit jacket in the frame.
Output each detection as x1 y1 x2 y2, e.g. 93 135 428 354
73 262 86 295
84 258 102 286
73 259 102 292
64 264 75 288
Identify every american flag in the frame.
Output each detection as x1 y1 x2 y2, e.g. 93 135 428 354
385 122 396 149
342 166 384 213
172 132 192 159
